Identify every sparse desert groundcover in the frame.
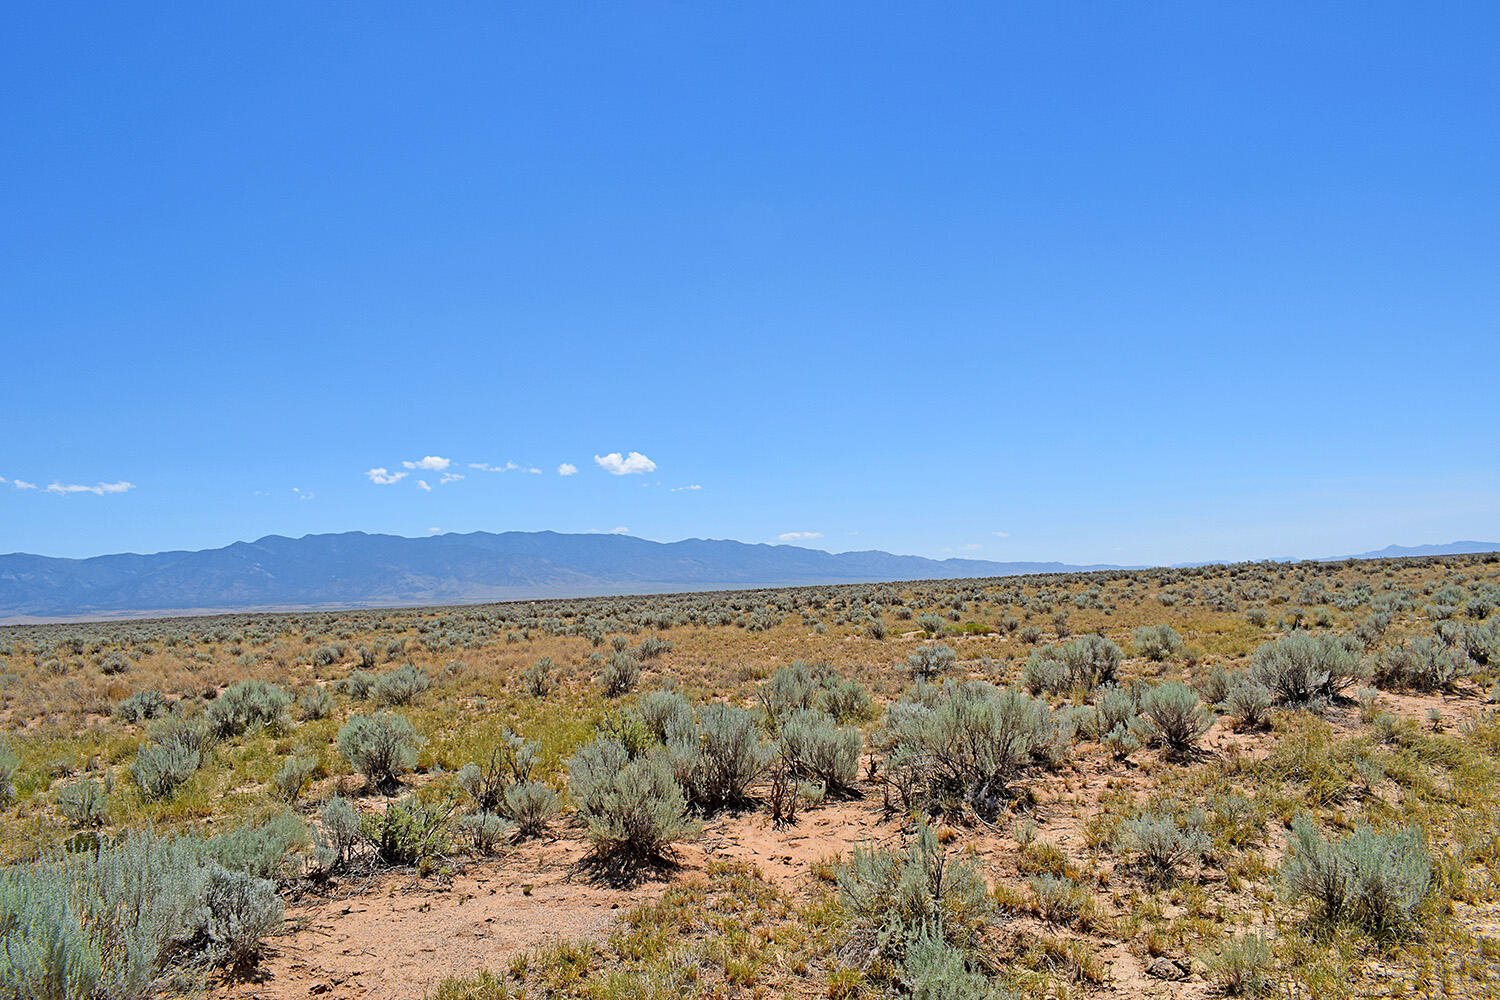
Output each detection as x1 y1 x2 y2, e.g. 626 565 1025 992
2 554 1500 999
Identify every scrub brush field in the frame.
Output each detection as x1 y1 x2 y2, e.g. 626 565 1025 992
3 553 1500 1000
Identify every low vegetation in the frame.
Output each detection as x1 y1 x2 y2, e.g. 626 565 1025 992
0 551 1497 998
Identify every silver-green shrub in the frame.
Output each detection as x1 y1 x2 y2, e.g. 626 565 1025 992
336 712 419 791
55 778 110 829
112 689 169 725
0 741 17 807
884 680 1053 817
1132 624 1184 661
503 781 558 838
1281 816 1433 938
1250 632 1364 706
1120 810 1210 882
1139 681 1215 754
567 739 692 865
668 702 769 810
206 680 293 738
907 643 957 680
778 709 860 794
0 829 282 997
131 739 200 800
371 663 431 707
601 651 641 696
834 820 992 965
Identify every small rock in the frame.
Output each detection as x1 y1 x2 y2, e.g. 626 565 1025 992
1146 956 1188 981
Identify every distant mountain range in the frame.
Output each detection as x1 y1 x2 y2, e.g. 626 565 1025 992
0 531 1495 623
0 530 1117 621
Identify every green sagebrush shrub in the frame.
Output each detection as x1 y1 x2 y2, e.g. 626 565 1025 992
759 662 874 725
0 742 17 807
778 709 861 794
567 736 692 865
834 820 992 966
1199 933 1273 997
206 680 293 738
907 643 957 680
884 680 1057 817
54 778 110 830
1371 637 1469 693
361 798 453 866
601 651 641 697
272 754 320 804
112 689 169 725
337 712 419 791
131 740 200 801
371 663 431 707
1021 635 1122 695
666 701 769 811
1138 681 1215 754
1119 809 1210 883
1281 816 1434 938
0 828 282 998
1132 623 1184 662
902 922 1007 1000
1249 632 1364 706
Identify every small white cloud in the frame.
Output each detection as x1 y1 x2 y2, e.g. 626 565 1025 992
430 527 442 533
669 484 702 492
558 463 578 476
586 526 630 535
402 456 451 472
13 480 36 490
290 487 314 501
594 451 656 475
45 481 135 496
958 543 982 551
417 479 432 492
525 466 541 475
439 472 465 484
608 526 629 535
992 531 1010 538
468 462 492 471
366 467 408 485
778 531 823 542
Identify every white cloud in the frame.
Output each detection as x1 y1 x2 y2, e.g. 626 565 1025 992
402 456 451 472
958 543 982 551
778 531 823 542
586 526 630 535
366 467 408 485
558 463 578 476
670 484 702 492
472 460 540 474
594 451 656 475
430 527 442 533
291 487 314 501
993 531 1010 538
13 480 36 490
439 472 465 484
44 481 135 496
417 479 432 492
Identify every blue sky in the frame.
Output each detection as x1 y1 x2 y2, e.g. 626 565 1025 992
3 3 1497 565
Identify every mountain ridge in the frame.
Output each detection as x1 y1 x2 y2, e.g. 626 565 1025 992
0 529 1117 621
2 531 1495 623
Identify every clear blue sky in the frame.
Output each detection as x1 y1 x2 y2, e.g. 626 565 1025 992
3 3 1497 565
